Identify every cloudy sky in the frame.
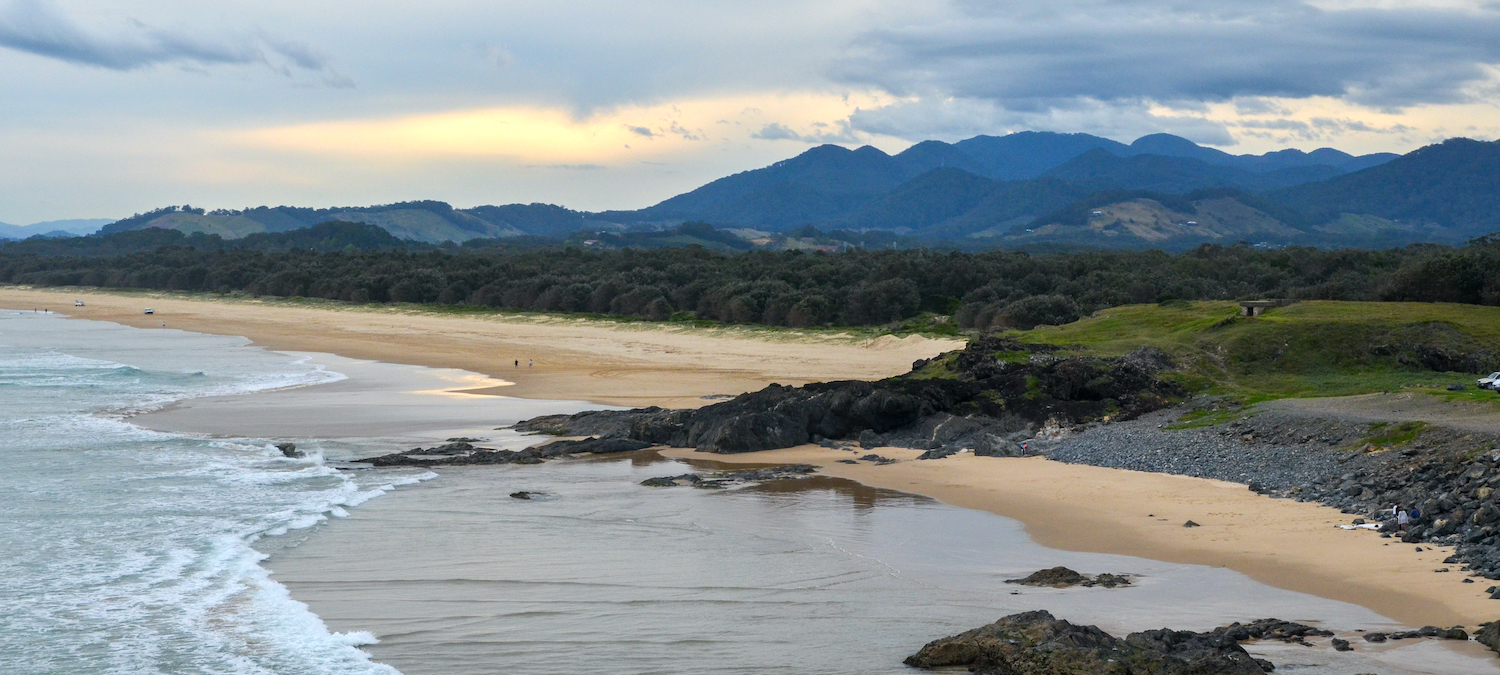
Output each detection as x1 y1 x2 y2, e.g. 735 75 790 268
2 0 1498 223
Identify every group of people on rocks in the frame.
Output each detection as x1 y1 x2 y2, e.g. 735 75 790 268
1390 503 1423 532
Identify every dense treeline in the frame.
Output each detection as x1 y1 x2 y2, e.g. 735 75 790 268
2 233 1498 330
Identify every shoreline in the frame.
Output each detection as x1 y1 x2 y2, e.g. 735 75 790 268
9 288 1499 635
663 444 1498 628
0 287 957 409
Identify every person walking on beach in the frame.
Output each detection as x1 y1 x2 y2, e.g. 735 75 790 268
1397 508 1410 532
528 359 533 367
514 359 519 368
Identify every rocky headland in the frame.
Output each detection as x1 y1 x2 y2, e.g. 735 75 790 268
512 336 1182 456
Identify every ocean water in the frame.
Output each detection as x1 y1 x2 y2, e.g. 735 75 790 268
0 312 429 675
7 310 1499 675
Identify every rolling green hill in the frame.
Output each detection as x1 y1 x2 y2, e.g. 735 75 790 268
998 300 1500 398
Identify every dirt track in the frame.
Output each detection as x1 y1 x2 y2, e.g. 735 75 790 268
1261 391 1500 433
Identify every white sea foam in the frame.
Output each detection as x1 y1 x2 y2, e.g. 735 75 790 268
0 314 405 674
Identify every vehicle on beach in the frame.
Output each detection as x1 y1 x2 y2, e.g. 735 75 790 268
143 308 154 315
74 300 84 307
1481 372 1500 390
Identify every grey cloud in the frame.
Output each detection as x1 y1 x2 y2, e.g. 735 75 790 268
847 97 1235 146
751 122 803 141
1309 117 1413 134
750 121 860 144
0 0 345 83
835 0 1500 111
626 125 656 138
666 122 702 141
1235 119 1311 131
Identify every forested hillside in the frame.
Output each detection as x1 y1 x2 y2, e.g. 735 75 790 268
4 230 1497 330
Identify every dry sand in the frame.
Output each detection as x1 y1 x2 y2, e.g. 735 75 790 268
8 286 1499 632
0 287 958 408
665 445 1500 629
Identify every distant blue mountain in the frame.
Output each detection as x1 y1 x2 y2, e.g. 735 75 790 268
610 131 1397 230
91 131 1498 253
0 218 112 240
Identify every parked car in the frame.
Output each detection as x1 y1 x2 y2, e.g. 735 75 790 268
143 308 154 315
1479 372 1500 390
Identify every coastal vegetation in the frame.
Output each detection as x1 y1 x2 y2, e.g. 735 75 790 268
3 224 1499 334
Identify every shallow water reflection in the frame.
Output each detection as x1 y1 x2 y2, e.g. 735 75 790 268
741 475 930 511
263 455 1500 675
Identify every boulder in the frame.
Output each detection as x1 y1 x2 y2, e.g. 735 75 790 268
1006 566 1088 587
904 610 1269 674
1476 621 1500 654
275 442 303 458
1004 567 1132 589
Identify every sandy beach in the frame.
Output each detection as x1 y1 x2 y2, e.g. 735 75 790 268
665 446 1498 629
0 287 956 409
6 286 1499 635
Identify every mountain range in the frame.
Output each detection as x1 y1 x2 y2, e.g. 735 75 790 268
56 131 1500 251
0 218 114 240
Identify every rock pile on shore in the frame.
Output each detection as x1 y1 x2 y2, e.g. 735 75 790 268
1005 566 1131 588
1049 406 1500 579
640 464 817 488
355 438 652 466
904 610 1277 674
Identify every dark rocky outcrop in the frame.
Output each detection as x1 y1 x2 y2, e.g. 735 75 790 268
512 337 1183 456
532 437 653 455
355 437 653 467
904 610 1272 675
275 442 303 458
1005 566 1131 588
640 464 817 489
1213 618 1333 643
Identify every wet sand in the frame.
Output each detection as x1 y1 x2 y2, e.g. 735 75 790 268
664 445 1500 630
139 352 597 440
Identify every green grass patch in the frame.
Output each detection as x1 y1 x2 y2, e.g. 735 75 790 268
1346 421 1430 451
905 352 961 380
1005 300 1500 402
992 350 1032 364
1425 386 1500 407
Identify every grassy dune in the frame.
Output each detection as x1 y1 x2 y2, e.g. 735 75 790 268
1006 300 1500 400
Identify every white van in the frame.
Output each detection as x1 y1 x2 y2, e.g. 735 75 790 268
143 308 154 315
